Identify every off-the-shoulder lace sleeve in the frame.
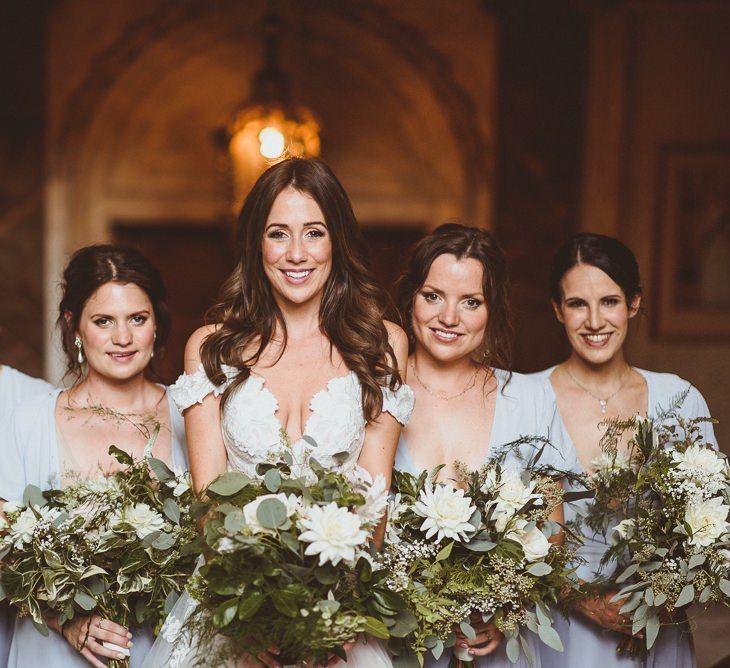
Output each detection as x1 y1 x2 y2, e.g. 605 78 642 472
168 364 238 412
382 383 415 426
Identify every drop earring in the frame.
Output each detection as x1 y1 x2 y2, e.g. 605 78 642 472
74 335 84 364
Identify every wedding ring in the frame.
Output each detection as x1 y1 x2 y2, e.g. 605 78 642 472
97 619 103 628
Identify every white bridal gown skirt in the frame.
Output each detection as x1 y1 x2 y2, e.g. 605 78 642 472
142 589 393 668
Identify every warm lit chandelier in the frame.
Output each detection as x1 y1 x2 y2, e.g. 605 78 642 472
224 9 320 208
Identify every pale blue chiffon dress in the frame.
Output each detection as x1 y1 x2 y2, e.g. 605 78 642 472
0 388 188 668
0 366 55 666
395 369 563 668
532 367 716 668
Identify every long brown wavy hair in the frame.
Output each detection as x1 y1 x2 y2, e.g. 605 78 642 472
201 157 401 420
394 223 513 379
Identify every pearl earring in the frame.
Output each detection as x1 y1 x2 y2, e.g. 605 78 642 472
74 335 84 364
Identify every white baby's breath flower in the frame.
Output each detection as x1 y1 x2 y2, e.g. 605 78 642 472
612 518 636 541
111 503 166 539
298 502 368 566
243 493 300 535
672 445 726 479
506 519 551 562
413 484 476 543
685 497 730 548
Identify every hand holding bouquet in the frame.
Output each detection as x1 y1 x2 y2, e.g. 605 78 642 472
585 398 728 657
0 445 197 667
380 457 576 666
183 461 398 666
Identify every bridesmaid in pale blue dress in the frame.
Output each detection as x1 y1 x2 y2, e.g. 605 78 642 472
393 224 564 667
0 246 188 668
532 233 716 668
0 365 55 666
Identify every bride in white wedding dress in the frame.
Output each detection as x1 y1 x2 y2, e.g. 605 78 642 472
143 158 412 668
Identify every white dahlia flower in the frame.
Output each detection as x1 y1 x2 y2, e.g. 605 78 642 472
685 497 730 548
298 502 368 566
413 484 476 543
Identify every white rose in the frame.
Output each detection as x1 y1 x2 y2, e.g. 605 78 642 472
613 519 636 541
685 497 730 548
298 502 368 566
492 507 515 533
672 445 726 479
492 470 543 516
413 484 476 544
112 503 166 539
243 493 300 535
506 519 551 562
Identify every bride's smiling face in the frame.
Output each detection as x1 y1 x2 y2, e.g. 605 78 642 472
262 186 333 307
411 253 488 363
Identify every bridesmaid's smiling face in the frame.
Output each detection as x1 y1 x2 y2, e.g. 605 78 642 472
411 253 488 363
76 281 156 382
262 186 333 308
552 263 641 366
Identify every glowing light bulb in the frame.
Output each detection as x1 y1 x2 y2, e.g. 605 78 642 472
258 127 285 159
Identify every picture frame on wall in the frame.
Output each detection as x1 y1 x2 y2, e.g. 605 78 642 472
652 144 730 341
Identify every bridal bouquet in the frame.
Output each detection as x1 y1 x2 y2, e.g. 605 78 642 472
0 445 197 667
585 399 729 657
380 457 576 666
182 462 400 666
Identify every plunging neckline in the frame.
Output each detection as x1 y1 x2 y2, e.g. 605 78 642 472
250 369 357 444
399 369 504 474
545 366 652 474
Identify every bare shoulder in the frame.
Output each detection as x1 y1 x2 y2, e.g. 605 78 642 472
384 320 407 348
184 324 221 368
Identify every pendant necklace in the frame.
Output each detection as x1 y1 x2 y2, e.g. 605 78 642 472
410 360 478 401
564 365 631 414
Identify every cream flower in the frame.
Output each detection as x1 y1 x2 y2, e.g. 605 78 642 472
166 475 190 498
506 519 551 562
413 484 476 543
242 493 300 535
612 518 636 541
672 445 726 479
592 450 632 474
685 497 730 548
112 503 166 539
298 502 368 566
355 474 389 526
492 470 543 515
10 506 61 548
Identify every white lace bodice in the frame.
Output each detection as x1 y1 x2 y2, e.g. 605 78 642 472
169 364 414 479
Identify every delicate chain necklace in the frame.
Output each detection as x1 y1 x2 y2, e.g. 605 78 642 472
409 360 478 401
564 365 631 414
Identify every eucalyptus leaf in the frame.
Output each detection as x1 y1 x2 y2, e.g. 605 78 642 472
435 542 453 562
646 613 660 649
535 602 551 627
675 584 695 608
459 621 476 641
527 562 553 576
256 498 288 529
147 456 174 482
264 468 282 493
224 509 246 534
464 539 497 552
152 532 176 550
506 636 520 663
537 624 563 652
699 585 713 604
431 639 444 660
362 616 390 639
162 498 180 525
208 472 251 496
653 592 667 606
688 554 706 570
616 563 639 583
22 484 46 508
719 579 730 598
520 634 536 664
389 610 419 638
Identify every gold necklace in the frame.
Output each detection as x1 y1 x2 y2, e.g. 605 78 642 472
409 360 478 401
564 365 631 414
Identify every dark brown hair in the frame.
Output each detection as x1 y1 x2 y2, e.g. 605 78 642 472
395 223 513 374
57 244 170 381
550 233 642 304
201 157 401 420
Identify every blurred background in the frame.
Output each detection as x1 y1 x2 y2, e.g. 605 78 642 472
0 1 729 663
